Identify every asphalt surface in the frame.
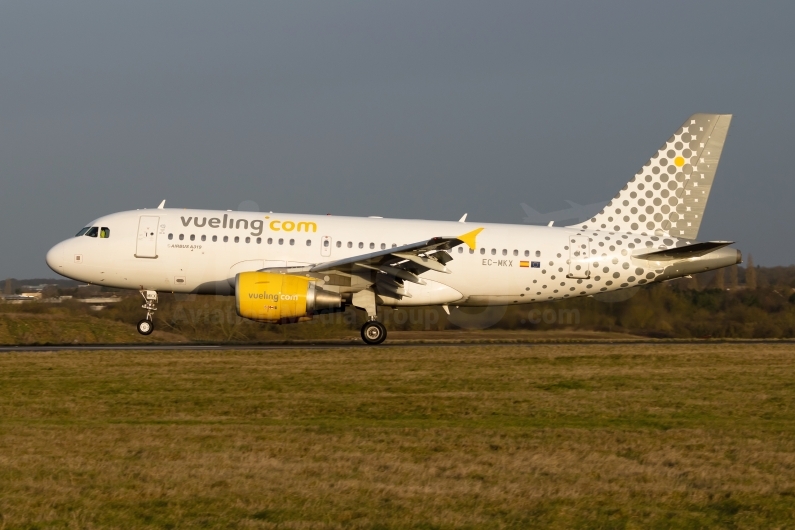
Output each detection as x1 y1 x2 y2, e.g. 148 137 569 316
0 343 364 352
1 339 794 352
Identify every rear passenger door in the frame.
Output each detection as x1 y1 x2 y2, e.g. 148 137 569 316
567 235 590 278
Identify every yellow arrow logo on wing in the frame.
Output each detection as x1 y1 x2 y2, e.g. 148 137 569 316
456 227 484 250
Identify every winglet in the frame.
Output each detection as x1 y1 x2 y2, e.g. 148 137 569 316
157 200 166 209
456 227 484 250
458 213 467 223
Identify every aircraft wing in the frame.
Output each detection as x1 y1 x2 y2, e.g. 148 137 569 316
309 228 483 277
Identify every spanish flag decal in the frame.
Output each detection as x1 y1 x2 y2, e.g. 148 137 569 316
520 261 529 268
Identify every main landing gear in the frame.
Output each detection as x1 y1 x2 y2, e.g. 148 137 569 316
361 319 387 345
137 290 158 336
352 289 386 345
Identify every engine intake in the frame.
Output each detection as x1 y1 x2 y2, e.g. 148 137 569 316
235 272 342 323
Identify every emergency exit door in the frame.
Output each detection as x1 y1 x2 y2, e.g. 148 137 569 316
135 215 159 258
321 236 332 257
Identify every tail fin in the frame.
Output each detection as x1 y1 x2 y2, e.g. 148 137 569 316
574 113 732 239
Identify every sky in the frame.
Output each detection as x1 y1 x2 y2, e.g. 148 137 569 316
1 1 794 278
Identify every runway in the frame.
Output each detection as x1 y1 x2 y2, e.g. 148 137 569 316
1 339 793 352
2 342 543 352
0 343 367 352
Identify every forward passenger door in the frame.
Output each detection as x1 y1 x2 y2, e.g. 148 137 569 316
135 216 159 258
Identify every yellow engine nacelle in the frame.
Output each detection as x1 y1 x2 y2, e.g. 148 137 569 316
235 272 342 323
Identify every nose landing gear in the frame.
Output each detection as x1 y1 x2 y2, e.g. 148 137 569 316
361 319 387 345
137 290 158 335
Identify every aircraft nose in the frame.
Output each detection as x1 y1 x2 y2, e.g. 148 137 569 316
46 241 66 273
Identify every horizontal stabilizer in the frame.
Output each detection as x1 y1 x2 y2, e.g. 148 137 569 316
635 241 734 261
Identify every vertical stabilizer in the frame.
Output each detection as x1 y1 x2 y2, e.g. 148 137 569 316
574 114 732 239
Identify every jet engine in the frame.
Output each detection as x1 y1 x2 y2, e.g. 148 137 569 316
235 272 342 323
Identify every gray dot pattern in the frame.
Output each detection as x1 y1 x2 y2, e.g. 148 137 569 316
524 231 675 302
578 114 731 240
521 115 732 304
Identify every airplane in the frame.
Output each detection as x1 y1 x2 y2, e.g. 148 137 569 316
46 113 739 345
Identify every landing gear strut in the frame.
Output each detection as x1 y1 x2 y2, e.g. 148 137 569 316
361 319 387 345
137 290 158 336
352 289 386 345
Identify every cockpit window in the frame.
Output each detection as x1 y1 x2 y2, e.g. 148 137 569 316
85 227 99 238
75 227 90 237
99 227 110 238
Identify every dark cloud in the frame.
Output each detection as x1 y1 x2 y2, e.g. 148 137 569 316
1 1 794 276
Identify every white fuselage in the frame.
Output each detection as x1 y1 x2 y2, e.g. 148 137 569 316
45 208 736 307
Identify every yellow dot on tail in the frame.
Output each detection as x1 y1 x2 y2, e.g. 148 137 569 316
674 156 685 167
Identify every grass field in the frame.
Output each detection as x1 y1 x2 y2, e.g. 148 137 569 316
1 344 794 528
0 312 188 345
0 307 643 345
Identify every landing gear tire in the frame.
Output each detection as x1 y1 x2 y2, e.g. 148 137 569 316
137 319 154 336
361 321 387 345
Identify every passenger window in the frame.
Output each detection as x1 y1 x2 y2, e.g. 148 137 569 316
536 250 541 257
279 238 284 245
223 236 229 242
307 239 312 246
75 227 90 237
257 237 262 244
480 248 485 255
469 248 475 254
369 243 375 249
524 250 529 257
348 242 352 248
289 239 295 245
168 234 173 240
380 243 386 250
335 241 341 248
458 247 463 253
190 234 195 241
502 249 507 256
359 242 364 249
491 249 496 255
86 227 99 238
201 235 206 242
513 250 518 256
212 235 217 242
234 236 239 243
267 238 273 244
323 240 329 247
178 234 184 241
99 227 110 238
245 237 250 243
